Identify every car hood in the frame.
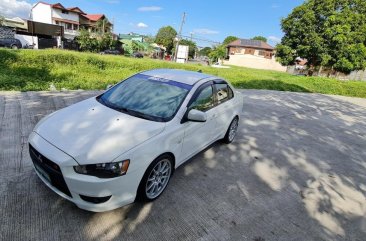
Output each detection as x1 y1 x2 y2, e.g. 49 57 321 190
34 97 165 165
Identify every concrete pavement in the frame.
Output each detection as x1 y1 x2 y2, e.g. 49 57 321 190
0 90 365 241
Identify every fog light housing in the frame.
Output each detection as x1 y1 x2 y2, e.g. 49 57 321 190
80 195 112 204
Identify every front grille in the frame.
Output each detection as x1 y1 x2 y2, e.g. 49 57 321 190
29 144 72 197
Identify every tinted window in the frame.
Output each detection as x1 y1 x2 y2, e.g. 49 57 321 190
189 85 214 112
215 84 234 104
98 74 191 122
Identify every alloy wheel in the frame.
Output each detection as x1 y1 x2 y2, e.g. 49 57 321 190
145 159 172 199
228 118 238 142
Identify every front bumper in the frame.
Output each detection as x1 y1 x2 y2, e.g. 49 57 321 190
28 132 138 212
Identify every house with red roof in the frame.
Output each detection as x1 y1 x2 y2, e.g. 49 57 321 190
80 14 112 33
31 2 112 40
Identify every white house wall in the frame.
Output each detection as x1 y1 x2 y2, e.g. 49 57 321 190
31 3 52 24
52 9 79 23
224 54 287 72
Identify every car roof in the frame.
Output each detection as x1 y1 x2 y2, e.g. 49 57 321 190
140 68 214 85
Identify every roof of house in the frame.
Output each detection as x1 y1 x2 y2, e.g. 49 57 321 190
141 69 214 85
33 2 87 16
119 33 144 40
34 2 83 13
67 7 86 14
227 39 274 50
82 14 105 21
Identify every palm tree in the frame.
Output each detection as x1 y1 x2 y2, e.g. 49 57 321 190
96 17 110 34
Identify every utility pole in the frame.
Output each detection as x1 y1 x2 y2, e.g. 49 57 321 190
174 12 186 61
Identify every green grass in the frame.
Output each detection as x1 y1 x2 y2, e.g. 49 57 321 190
1 48 366 98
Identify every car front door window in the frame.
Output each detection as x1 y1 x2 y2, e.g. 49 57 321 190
189 85 214 112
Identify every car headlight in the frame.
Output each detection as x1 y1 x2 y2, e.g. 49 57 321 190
73 160 130 178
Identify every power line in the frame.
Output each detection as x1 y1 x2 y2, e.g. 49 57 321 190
180 34 221 45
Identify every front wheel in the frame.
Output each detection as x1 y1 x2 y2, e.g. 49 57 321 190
137 154 173 201
222 116 239 144
11 45 18 50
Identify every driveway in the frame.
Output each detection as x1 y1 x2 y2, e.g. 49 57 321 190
0 90 365 241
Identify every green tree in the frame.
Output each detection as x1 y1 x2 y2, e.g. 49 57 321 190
252 36 267 42
96 18 110 34
223 36 239 45
209 44 226 62
144 35 155 44
276 0 366 73
155 26 177 54
76 29 115 52
99 32 114 50
199 47 212 57
76 29 97 52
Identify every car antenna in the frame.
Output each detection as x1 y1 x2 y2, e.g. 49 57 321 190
197 70 202 73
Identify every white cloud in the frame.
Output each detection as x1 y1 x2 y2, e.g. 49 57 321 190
138 6 162 12
271 4 279 9
268 36 281 43
193 28 219 35
0 0 32 18
137 22 148 28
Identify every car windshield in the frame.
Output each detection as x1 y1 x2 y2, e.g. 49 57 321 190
97 74 192 122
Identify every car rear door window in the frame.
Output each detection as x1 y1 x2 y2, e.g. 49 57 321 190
214 83 234 104
189 85 214 112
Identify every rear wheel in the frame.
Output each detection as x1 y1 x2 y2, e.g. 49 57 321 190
222 116 239 144
137 154 173 201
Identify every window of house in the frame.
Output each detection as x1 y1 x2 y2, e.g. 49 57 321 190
258 50 265 56
189 85 214 112
235 47 242 53
62 10 69 14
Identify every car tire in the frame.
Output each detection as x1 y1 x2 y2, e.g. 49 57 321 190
11 45 18 50
222 116 239 144
136 154 173 202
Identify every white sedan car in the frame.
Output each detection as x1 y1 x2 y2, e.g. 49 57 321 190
28 69 243 212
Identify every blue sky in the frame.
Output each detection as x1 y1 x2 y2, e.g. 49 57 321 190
4 0 304 47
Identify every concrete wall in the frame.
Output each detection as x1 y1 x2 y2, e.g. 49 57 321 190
287 66 366 81
14 34 39 49
32 3 52 24
224 54 287 72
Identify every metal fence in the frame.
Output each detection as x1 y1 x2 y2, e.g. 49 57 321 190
0 26 15 39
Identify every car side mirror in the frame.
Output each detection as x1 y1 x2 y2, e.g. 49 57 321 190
187 109 207 122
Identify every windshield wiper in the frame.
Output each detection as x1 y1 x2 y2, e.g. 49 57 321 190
117 107 152 121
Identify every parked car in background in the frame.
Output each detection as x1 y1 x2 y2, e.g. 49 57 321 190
0 38 22 49
28 69 243 212
100 49 122 55
132 52 144 58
